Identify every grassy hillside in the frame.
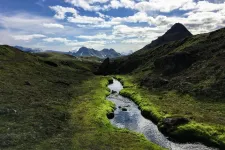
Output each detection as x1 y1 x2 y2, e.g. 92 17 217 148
103 27 225 100
98 27 225 148
0 45 163 150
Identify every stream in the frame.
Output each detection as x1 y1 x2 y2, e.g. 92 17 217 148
107 78 216 150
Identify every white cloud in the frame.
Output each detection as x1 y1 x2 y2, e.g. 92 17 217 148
112 25 165 39
121 38 150 44
180 1 225 12
64 0 110 11
43 23 64 29
77 33 118 40
135 0 193 12
67 15 104 24
12 34 46 41
49 5 78 19
111 12 151 24
43 37 106 49
43 37 72 43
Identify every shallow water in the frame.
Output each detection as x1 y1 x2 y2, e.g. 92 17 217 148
107 79 216 150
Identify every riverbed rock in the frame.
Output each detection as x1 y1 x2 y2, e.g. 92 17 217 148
122 108 127 111
112 90 117 94
160 117 189 133
108 78 113 84
107 112 114 119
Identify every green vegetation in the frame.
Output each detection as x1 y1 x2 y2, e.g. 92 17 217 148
97 26 225 149
115 75 225 149
0 45 164 150
70 77 164 150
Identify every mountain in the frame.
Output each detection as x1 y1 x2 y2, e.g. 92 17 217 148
14 46 43 53
70 47 121 58
144 23 192 49
97 23 225 148
98 23 225 100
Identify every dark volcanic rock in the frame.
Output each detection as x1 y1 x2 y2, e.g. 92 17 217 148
107 112 114 119
144 23 192 49
112 90 117 94
160 117 189 133
154 52 194 75
122 108 127 111
44 60 58 67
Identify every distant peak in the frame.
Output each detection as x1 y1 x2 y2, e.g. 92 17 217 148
143 23 192 49
165 23 192 36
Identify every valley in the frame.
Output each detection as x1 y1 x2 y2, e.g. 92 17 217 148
1 23 225 150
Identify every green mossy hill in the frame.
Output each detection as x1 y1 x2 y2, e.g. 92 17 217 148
0 45 163 150
99 26 225 100
0 45 98 149
116 75 225 149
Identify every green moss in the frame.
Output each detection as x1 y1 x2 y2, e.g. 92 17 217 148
70 77 164 150
116 75 225 149
172 122 225 149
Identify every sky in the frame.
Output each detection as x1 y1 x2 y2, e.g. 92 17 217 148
0 0 225 53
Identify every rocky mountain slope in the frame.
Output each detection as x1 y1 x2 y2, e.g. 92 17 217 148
70 47 121 58
98 23 225 100
144 23 192 49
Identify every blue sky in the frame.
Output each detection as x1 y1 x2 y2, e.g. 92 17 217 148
0 0 225 52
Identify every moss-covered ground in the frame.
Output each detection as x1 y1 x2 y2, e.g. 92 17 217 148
0 45 164 150
115 75 225 149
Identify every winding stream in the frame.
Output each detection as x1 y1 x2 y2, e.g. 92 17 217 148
107 78 216 150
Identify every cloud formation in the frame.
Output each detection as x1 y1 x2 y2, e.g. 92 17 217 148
1 0 225 52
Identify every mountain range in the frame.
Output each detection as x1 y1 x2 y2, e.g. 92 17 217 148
68 47 121 58
14 46 122 58
14 46 43 53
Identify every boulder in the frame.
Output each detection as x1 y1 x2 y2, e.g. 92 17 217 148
160 117 189 133
112 90 117 94
122 108 127 111
24 81 31 86
107 112 114 119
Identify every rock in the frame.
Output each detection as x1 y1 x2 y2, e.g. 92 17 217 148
122 108 127 111
108 79 113 84
44 60 58 67
118 106 122 109
160 117 189 133
24 81 31 86
112 90 117 94
107 112 114 119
